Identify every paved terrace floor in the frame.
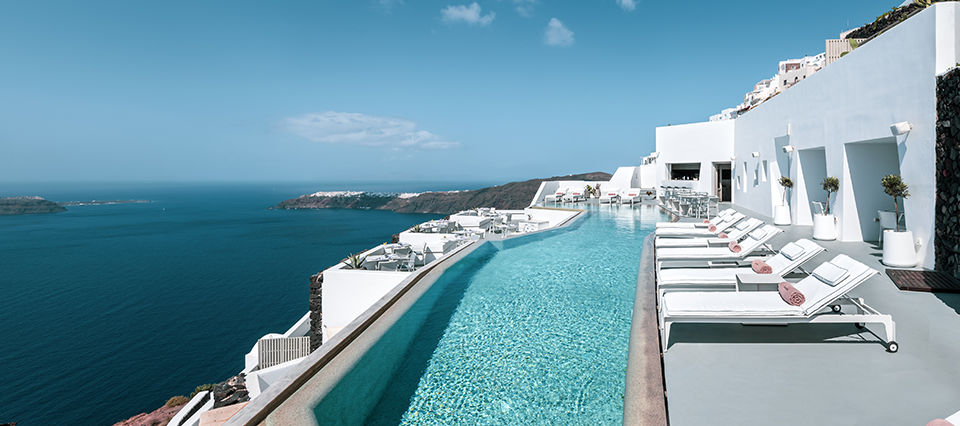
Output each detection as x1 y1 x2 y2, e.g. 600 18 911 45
659 203 960 425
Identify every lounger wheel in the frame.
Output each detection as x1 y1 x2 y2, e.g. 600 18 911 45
831 305 841 313
855 322 866 329
886 341 899 353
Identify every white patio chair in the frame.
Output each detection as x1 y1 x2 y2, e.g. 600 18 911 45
659 254 895 352
878 210 905 243
398 256 416 272
378 260 400 271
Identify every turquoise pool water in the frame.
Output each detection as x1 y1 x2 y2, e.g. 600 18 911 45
309 205 668 425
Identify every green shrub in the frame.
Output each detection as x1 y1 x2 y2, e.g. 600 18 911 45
165 395 190 407
189 384 216 398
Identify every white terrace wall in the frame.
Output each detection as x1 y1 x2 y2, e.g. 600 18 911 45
730 3 960 269
655 120 735 195
609 166 642 189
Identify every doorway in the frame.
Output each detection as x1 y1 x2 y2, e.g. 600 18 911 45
714 163 732 202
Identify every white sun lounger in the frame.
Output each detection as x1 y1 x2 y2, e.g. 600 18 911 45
545 188 568 203
655 218 764 248
563 188 586 202
654 212 748 238
656 225 782 261
599 187 620 204
657 239 825 299
619 188 642 204
656 208 736 228
659 254 895 352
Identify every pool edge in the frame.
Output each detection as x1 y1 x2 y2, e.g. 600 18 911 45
622 232 669 426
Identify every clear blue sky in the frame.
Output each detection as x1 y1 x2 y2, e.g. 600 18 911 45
1 0 892 184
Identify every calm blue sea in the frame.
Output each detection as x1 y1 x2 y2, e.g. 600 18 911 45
0 181 493 426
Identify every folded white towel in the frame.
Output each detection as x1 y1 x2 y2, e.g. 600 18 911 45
811 261 849 286
750 228 768 240
780 242 805 260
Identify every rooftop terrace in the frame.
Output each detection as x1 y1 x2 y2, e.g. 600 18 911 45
637 203 960 425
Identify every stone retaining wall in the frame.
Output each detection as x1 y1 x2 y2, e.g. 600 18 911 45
936 68 960 278
308 272 322 351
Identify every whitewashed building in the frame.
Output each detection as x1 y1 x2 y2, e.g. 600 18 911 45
657 2 960 270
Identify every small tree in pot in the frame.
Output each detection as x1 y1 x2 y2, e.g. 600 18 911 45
880 174 916 267
773 175 794 226
778 176 794 206
812 176 839 240
821 177 839 215
881 174 909 232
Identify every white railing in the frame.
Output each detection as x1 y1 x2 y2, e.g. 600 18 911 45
258 336 311 370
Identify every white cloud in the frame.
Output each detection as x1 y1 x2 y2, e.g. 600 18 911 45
373 0 404 13
441 3 496 26
616 0 637 11
502 0 537 17
543 18 574 47
282 111 460 150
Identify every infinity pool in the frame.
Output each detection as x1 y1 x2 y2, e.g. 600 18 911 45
280 205 667 425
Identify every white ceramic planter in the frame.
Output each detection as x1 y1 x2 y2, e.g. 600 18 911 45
882 230 917 267
812 214 837 240
773 205 791 226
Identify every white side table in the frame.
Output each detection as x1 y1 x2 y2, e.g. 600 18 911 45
735 273 784 291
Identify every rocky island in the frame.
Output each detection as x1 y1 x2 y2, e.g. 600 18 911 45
0 197 67 215
274 172 613 214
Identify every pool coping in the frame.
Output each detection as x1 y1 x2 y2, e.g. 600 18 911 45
224 207 589 426
622 232 669 426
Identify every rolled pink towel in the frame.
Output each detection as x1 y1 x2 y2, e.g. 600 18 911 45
703 219 711 224
718 232 728 239
751 259 773 274
728 241 741 253
708 225 717 232
779 281 805 306
926 420 955 426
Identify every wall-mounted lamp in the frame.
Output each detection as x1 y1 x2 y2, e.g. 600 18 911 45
783 145 795 153
891 121 913 135
730 156 737 161
751 152 761 158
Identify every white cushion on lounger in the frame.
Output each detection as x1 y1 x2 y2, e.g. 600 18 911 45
658 267 748 285
663 292 804 317
779 242 806 260
811 262 849 286
656 227 719 237
734 221 750 231
749 228 768 240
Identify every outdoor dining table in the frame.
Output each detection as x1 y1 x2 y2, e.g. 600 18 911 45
382 243 411 249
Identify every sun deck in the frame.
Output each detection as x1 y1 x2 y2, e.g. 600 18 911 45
631 203 960 425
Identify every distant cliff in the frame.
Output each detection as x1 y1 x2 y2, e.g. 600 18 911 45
0 197 67 215
275 172 613 214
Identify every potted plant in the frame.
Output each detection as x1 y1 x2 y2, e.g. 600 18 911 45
880 174 915 267
774 175 793 225
813 176 839 240
342 253 366 270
